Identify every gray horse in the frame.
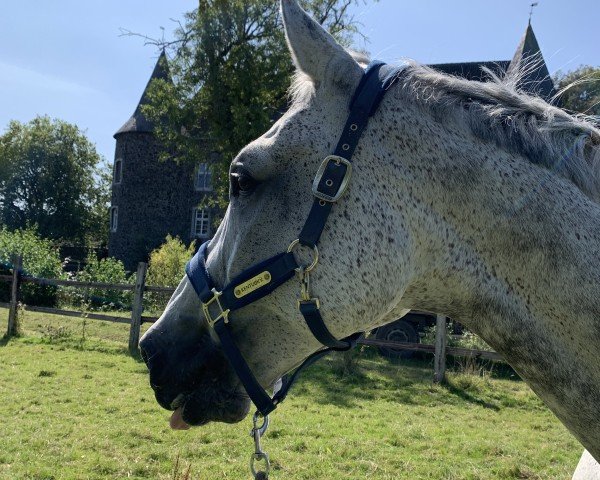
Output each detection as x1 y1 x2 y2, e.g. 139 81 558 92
140 0 600 477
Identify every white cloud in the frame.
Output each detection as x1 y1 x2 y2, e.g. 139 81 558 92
0 61 101 96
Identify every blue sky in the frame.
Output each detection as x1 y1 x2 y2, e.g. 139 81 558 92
1 1 598 165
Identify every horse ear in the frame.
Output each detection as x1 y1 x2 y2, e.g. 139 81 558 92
281 0 362 89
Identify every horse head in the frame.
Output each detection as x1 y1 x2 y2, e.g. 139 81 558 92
140 0 416 427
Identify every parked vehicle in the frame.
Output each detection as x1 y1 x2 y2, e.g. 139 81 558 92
372 311 462 358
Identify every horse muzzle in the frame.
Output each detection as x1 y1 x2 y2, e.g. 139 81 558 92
139 329 251 426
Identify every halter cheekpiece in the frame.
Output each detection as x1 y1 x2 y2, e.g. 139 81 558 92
186 61 407 418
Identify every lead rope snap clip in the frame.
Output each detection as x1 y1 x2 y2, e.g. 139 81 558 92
250 412 270 479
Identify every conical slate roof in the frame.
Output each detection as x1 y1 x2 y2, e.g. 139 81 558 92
114 50 171 137
507 23 555 99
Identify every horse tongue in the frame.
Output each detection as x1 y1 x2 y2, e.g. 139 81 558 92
170 407 190 430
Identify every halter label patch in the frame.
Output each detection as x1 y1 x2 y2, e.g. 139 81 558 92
234 271 272 298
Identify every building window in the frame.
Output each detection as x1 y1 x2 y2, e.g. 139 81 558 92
192 208 210 238
113 158 123 184
110 206 118 233
195 163 212 191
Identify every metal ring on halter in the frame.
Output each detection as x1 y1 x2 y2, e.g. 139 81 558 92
287 239 319 273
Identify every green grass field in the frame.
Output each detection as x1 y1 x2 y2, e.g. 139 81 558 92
0 308 582 479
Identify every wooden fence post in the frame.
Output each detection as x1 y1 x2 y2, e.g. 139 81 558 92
433 314 447 383
129 262 147 353
7 255 22 338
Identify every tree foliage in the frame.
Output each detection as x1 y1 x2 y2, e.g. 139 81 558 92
555 65 600 118
142 0 373 209
0 226 63 306
0 116 110 245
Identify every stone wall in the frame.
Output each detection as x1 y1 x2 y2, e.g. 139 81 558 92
108 132 208 271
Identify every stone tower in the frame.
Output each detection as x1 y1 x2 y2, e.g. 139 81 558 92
108 52 211 271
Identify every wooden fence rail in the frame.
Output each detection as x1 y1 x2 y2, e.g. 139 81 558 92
21 276 136 291
1 255 175 352
0 274 177 293
24 305 131 325
357 338 504 362
2 256 503 380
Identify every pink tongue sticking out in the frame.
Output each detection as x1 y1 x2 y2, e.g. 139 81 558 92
170 407 190 430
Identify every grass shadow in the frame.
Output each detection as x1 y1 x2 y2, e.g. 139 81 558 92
447 356 519 382
294 348 439 409
442 378 501 411
295 346 527 413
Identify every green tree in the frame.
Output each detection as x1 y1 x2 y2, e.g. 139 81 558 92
86 160 112 246
0 227 63 306
141 0 373 210
555 66 600 117
0 116 109 245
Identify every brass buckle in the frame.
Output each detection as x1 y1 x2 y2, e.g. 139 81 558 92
202 288 230 327
312 155 352 203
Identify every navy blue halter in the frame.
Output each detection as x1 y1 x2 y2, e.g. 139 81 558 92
186 61 407 417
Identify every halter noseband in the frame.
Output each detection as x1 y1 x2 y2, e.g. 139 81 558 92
186 61 407 417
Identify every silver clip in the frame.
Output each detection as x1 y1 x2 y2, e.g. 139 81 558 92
250 412 270 478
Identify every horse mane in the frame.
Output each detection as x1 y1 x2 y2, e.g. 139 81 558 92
289 55 600 202
399 60 600 202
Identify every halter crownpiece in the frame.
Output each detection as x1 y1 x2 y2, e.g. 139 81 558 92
185 60 408 418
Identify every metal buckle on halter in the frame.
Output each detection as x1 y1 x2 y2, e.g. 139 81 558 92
297 298 320 310
312 155 352 203
201 288 230 327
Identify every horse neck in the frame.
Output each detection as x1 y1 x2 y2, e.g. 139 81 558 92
377 100 600 457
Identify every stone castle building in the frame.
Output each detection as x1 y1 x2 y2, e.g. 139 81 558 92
109 23 553 270
108 51 213 270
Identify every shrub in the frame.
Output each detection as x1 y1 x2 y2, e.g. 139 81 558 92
0 227 62 306
61 253 132 310
147 235 195 287
146 235 195 311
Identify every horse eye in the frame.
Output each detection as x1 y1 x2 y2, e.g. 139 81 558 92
231 171 258 196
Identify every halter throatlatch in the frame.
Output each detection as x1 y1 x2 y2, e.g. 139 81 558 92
185 61 407 420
